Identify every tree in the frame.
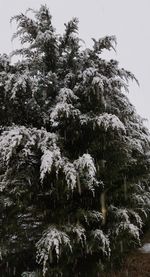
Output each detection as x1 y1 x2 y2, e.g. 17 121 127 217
0 5 150 277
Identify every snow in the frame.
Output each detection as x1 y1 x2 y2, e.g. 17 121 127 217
50 102 79 124
0 126 23 165
57 88 78 103
131 193 148 206
84 210 103 224
79 113 126 134
1 5 150 276
92 75 104 91
40 151 99 193
0 54 10 70
128 210 143 229
139 243 150 253
74 154 98 194
36 30 55 44
63 161 77 191
0 126 65 187
39 132 62 182
92 35 116 53
38 129 100 193
50 88 80 127
81 67 97 83
116 208 129 223
91 229 110 255
36 226 72 276
79 114 90 125
109 206 142 244
96 113 126 133
21 272 37 277
0 126 54 168
40 150 53 182
5 72 30 100
116 222 140 242
71 225 86 246
129 137 144 154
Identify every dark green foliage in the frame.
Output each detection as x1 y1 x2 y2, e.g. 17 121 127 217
0 5 150 276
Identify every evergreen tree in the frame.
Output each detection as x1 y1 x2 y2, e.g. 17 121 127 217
0 5 150 276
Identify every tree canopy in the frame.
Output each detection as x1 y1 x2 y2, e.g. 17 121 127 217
0 5 150 277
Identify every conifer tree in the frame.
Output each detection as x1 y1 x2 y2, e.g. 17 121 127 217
0 5 150 276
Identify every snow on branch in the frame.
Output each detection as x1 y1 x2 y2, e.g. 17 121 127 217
36 226 72 276
81 67 97 83
109 206 142 244
62 161 77 191
40 149 100 194
115 222 140 243
64 17 79 35
0 126 23 165
57 88 78 103
0 126 61 184
128 210 143 229
79 113 126 134
50 88 80 127
34 30 56 44
0 126 39 166
11 13 38 44
96 113 126 133
74 154 99 194
5 71 32 100
118 68 139 85
65 224 86 247
0 54 10 71
38 130 62 182
89 229 110 256
50 102 80 127
40 150 55 182
38 129 78 189
82 210 103 225
92 35 117 53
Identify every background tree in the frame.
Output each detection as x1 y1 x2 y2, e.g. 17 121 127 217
0 5 150 276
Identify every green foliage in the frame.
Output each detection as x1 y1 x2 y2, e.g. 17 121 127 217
0 5 150 276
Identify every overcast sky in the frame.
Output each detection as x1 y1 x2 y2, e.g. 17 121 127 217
0 0 150 126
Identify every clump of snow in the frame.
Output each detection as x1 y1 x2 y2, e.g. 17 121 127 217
74 154 98 194
96 113 126 133
50 87 80 127
5 71 30 100
38 131 62 182
79 114 90 126
21 272 37 277
71 225 86 246
62 161 77 191
92 35 116 55
35 30 55 44
81 67 97 82
90 229 110 256
0 126 39 166
109 206 142 244
0 126 23 165
50 102 80 127
79 113 126 134
84 210 103 225
92 75 104 91
128 210 143 229
139 243 150 253
115 222 140 243
40 150 54 182
36 226 72 276
57 88 78 103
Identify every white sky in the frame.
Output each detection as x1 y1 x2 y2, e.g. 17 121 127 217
0 0 150 126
